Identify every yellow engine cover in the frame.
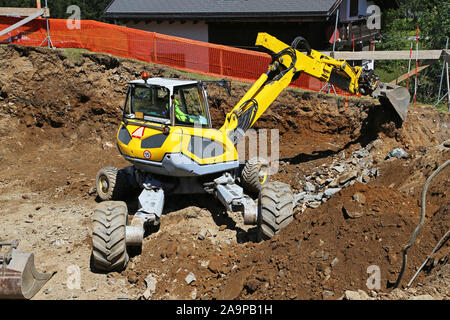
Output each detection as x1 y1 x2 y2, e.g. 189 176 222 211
116 121 239 176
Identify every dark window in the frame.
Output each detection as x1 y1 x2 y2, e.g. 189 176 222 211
350 0 359 17
131 85 170 121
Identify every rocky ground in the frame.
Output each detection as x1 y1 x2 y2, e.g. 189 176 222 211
0 45 448 300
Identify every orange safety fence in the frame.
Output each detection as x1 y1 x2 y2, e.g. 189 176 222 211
0 17 355 96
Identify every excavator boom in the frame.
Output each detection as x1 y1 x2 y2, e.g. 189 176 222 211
220 33 410 143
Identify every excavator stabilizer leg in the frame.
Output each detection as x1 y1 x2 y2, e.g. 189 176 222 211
1 246 53 300
372 82 410 122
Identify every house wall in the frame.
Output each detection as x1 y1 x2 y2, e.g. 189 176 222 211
339 0 374 22
208 22 332 51
125 21 209 42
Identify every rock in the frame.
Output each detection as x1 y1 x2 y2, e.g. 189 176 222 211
329 179 340 188
304 181 315 193
307 201 321 209
293 192 306 205
390 288 407 299
88 187 97 195
190 288 197 300
144 274 157 299
315 193 324 201
245 279 261 293
385 148 409 160
357 290 371 300
198 229 210 240
342 203 363 219
369 167 378 177
304 195 317 203
338 170 358 185
409 294 434 300
344 290 361 300
332 164 346 173
102 141 114 149
352 192 366 205
344 290 371 300
322 290 334 297
207 228 218 237
219 225 227 231
353 149 369 158
185 272 197 285
330 257 339 267
443 139 450 148
324 188 341 199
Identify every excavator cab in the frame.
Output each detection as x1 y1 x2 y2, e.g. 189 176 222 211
123 78 212 128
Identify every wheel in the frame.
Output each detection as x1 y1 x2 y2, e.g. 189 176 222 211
257 181 294 241
241 158 269 195
91 201 129 272
96 167 126 201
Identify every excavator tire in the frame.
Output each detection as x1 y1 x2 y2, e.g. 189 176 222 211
241 158 269 195
96 167 126 201
258 181 294 241
91 201 129 272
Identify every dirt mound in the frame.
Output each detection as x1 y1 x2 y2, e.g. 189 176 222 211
0 44 448 300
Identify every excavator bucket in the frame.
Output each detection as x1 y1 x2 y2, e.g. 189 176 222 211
372 82 411 122
0 242 53 300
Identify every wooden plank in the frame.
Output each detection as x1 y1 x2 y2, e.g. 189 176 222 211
0 9 45 37
321 50 443 61
389 64 431 85
0 7 50 18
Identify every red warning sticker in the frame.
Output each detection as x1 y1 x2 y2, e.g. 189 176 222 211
143 150 152 160
132 126 145 139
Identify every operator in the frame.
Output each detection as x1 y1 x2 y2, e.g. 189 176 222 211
167 94 195 124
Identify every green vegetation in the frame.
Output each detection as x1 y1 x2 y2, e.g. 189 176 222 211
0 0 112 21
60 48 90 63
376 0 449 106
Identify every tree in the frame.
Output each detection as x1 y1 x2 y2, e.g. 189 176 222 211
0 0 112 21
377 0 450 105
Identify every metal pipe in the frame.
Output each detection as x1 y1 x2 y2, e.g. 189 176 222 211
394 159 450 288
332 9 339 53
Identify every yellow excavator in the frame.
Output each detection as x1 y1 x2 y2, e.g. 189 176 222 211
90 33 410 272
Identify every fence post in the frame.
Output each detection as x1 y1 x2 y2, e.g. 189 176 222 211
220 48 223 75
153 33 158 63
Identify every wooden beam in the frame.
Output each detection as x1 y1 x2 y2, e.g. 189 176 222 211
323 50 443 61
389 64 431 85
0 7 50 18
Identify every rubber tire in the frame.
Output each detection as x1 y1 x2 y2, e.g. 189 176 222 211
241 158 269 195
91 201 129 272
258 181 294 241
96 167 126 201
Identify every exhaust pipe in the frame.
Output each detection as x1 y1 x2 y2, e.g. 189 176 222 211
0 240 53 299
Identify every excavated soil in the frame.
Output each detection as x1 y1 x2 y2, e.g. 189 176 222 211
0 45 448 300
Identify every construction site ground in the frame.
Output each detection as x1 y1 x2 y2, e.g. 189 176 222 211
0 45 448 300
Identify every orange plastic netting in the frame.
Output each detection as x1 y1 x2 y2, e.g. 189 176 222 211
0 17 353 96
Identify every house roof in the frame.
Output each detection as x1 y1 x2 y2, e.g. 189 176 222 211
104 0 342 19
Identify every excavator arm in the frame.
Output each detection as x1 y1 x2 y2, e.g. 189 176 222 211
220 33 410 144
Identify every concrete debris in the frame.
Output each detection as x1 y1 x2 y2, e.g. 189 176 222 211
185 272 197 285
324 188 341 199
304 181 316 193
143 274 157 300
385 147 409 160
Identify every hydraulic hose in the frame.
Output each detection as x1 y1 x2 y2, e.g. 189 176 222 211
394 159 450 289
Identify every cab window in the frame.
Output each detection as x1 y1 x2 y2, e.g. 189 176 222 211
173 85 208 126
131 85 170 120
